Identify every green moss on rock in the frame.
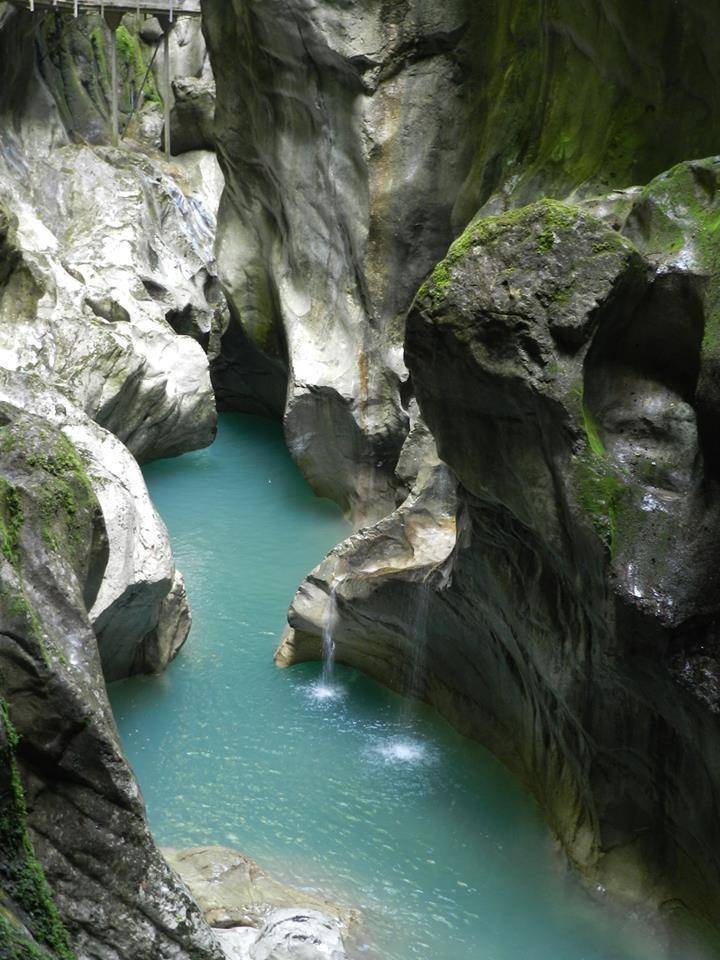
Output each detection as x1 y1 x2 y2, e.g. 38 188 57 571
573 403 627 555
0 480 24 568
454 0 720 223
420 200 582 304
0 702 74 960
115 24 161 111
36 13 161 142
625 159 720 352
25 435 94 564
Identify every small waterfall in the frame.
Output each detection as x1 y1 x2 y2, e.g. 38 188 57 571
321 580 339 687
402 577 432 719
311 578 344 701
410 579 431 696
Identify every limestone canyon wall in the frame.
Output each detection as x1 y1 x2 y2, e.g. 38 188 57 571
203 0 720 521
199 0 720 949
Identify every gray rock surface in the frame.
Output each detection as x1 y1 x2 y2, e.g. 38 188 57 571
249 910 347 960
0 9 228 958
202 0 483 518
169 75 216 154
166 847 352 960
0 371 191 682
0 142 221 462
214 912 347 960
201 0 720 522
278 411 457 691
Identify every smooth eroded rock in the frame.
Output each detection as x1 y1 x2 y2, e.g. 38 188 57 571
165 846 354 931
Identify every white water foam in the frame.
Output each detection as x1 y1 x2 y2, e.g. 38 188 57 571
308 681 345 703
370 737 435 765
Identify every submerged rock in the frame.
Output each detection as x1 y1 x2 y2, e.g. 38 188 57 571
165 847 353 930
167 847 352 960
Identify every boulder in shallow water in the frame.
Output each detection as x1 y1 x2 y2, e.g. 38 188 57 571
214 912 348 960
165 846 354 930
167 848 352 960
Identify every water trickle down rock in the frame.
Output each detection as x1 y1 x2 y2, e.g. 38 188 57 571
277 403 458 698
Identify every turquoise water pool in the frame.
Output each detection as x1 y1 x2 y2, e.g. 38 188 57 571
109 413 661 960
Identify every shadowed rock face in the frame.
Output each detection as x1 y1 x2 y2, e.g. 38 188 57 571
281 196 720 951
202 0 720 521
404 201 720 930
0 385 224 960
169 76 216 154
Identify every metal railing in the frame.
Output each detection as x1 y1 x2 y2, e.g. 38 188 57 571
21 0 200 18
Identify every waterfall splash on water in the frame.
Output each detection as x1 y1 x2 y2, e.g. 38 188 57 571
311 579 344 701
373 576 434 761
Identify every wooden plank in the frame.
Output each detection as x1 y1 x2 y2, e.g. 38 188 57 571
14 0 201 17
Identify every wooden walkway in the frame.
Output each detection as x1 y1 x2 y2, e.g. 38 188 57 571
16 0 203 157
19 0 201 17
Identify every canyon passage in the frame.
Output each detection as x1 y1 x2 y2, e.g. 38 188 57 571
2 2 720 958
111 413 660 960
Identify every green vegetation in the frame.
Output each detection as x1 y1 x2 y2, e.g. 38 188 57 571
0 911 55 960
0 702 75 960
629 160 720 352
574 402 627 556
455 1 720 227
26 435 94 563
0 480 24 568
115 25 162 109
3 586 44 649
37 15 161 143
534 202 579 253
419 200 582 304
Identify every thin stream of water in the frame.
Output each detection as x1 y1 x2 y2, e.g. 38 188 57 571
108 413 664 960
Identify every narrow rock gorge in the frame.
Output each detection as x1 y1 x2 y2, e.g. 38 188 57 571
2 0 720 958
